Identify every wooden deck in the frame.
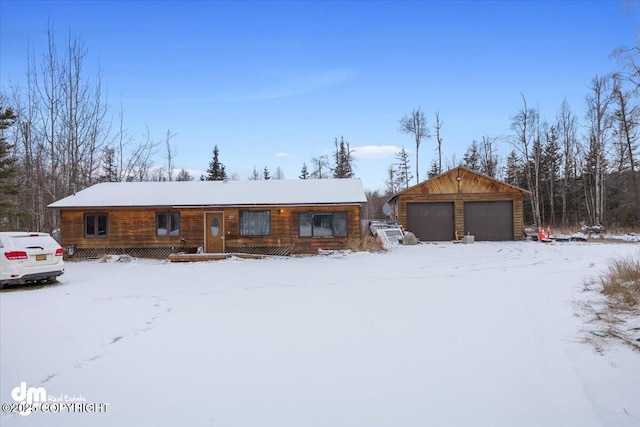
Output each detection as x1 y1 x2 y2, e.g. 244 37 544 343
168 252 270 262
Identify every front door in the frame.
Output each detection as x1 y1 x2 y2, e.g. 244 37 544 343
205 212 224 253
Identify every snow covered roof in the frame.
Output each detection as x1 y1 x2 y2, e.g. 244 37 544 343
48 179 367 208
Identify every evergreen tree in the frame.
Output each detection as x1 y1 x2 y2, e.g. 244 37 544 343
99 147 119 182
263 166 271 180
0 107 19 228
541 125 561 225
463 141 481 171
299 162 309 179
332 136 355 178
504 150 521 187
395 147 413 189
249 165 261 180
427 159 440 179
203 145 227 181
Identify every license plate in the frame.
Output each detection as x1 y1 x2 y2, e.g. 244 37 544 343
36 254 47 261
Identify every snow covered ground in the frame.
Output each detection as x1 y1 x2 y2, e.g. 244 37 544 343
1 241 639 427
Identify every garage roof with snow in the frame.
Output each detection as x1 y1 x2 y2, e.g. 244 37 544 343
48 179 367 208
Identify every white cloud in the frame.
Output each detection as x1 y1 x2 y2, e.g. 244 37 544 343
351 145 401 159
255 68 355 101
211 68 356 103
275 152 291 158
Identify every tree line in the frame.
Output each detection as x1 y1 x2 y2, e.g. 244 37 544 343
373 48 639 228
462 62 638 229
1 23 638 232
0 26 168 232
200 136 356 182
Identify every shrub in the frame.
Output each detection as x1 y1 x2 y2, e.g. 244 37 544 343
582 251 640 351
600 253 640 308
347 234 385 252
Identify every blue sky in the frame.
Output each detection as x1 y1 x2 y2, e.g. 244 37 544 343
1 1 638 191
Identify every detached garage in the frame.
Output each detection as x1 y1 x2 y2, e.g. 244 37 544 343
388 167 530 241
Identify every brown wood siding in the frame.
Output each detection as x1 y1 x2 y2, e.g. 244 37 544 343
401 169 524 196
59 204 362 254
60 208 205 249
222 205 361 253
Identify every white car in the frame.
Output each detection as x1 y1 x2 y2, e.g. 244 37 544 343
0 232 64 288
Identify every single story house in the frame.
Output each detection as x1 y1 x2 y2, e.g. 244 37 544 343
48 179 367 258
387 166 530 241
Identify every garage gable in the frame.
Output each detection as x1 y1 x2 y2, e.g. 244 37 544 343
398 166 529 196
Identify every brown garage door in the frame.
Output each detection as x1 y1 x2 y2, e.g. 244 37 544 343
464 201 513 241
406 202 455 241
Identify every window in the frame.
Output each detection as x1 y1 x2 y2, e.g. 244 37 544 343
299 212 347 237
240 210 271 236
157 212 180 237
333 212 347 236
85 214 108 237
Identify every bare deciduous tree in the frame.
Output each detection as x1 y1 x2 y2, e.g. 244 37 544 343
165 129 177 181
556 99 578 226
434 112 443 175
612 77 639 173
126 125 158 182
364 189 386 219
583 75 614 226
611 76 639 222
613 46 640 94
13 24 111 230
399 107 430 184
175 168 194 181
310 155 329 179
273 166 285 180
511 95 542 226
385 164 398 196
479 135 500 178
